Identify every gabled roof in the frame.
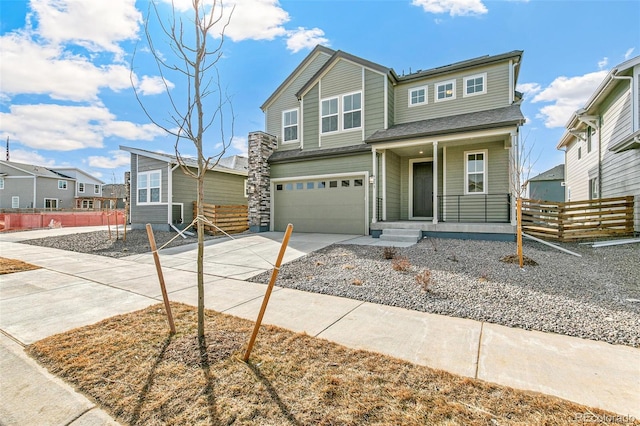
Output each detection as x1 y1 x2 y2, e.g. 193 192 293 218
558 55 640 149
367 105 524 143
0 160 75 179
51 167 105 184
530 164 564 182
261 45 335 111
295 49 394 99
120 145 248 176
396 50 524 83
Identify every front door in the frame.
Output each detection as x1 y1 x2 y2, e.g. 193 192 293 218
412 162 433 217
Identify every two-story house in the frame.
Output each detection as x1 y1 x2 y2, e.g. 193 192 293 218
557 55 640 232
248 46 525 241
52 167 105 209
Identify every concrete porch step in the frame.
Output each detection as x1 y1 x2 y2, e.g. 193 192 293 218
379 228 421 243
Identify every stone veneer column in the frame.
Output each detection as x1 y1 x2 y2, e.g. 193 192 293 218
248 131 277 232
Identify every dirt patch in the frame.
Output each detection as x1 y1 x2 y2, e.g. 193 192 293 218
27 303 632 425
0 257 40 274
499 254 538 266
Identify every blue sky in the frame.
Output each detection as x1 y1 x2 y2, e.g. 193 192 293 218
1 0 639 184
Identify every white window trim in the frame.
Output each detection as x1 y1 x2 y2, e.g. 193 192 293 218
463 72 487 97
408 85 428 107
244 179 248 198
78 182 84 193
0 177 4 190
58 180 68 190
321 96 339 134
282 108 299 144
464 149 488 195
44 198 58 209
94 184 100 194
137 170 162 205
11 196 19 208
341 91 362 132
435 79 456 102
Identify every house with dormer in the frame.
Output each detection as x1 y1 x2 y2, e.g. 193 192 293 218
247 46 525 241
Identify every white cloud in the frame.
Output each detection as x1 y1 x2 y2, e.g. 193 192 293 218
6 149 56 167
230 136 248 156
136 75 175 95
530 71 608 128
0 104 166 151
411 0 488 16
624 47 635 60
0 33 132 102
30 0 141 58
517 82 541 98
88 151 131 169
286 27 329 53
598 57 608 70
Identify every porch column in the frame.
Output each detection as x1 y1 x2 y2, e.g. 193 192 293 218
372 147 377 224
381 150 387 221
510 131 518 226
432 141 438 224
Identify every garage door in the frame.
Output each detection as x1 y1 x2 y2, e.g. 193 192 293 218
273 176 366 234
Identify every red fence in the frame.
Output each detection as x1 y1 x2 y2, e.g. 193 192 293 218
0 210 125 231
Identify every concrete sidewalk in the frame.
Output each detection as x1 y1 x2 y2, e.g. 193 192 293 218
1 226 638 425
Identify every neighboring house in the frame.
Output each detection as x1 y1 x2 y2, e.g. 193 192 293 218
528 164 565 202
557 55 640 231
120 146 248 231
52 167 105 209
248 46 525 240
102 184 127 209
0 160 77 209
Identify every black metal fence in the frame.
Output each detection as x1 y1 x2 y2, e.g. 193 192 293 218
437 193 511 223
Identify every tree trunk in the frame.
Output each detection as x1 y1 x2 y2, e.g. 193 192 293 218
197 174 205 339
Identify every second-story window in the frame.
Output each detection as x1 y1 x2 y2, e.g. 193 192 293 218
436 80 456 102
78 183 85 193
321 97 338 133
464 73 486 97
282 109 299 143
94 184 100 194
58 180 68 190
409 86 428 106
343 92 361 130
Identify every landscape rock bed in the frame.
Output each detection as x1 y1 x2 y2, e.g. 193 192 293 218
249 238 640 348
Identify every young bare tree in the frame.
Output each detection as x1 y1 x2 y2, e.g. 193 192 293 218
131 0 234 339
510 131 538 267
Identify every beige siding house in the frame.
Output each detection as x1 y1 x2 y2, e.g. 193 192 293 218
557 55 640 231
249 46 525 240
120 146 248 231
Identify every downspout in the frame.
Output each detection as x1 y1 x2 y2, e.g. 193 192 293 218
611 71 634 130
168 163 179 229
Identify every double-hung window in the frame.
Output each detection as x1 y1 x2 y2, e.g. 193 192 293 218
78 183 85 193
436 80 456 101
138 170 161 204
58 180 68 190
282 109 299 143
409 86 428 106
343 92 361 130
94 184 100 194
464 73 486 97
465 151 487 194
321 98 338 133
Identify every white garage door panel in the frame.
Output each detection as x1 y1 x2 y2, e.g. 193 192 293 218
274 177 366 234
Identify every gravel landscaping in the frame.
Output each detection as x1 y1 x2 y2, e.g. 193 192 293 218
249 237 640 348
17 230 640 347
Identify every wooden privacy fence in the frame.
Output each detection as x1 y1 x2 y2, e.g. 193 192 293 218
521 196 635 241
193 202 248 235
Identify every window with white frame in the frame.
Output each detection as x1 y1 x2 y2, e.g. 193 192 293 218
78 182 85 193
435 80 456 101
589 177 599 199
343 92 361 130
138 170 161 204
12 196 19 208
94 184 100 194
0 177 4 190
321 97 339 133
409 86 428 106
58 180 68 190
282 109 299 143
586 127 592 153
45 198 58 209
464 73 486 97
465 151 487 194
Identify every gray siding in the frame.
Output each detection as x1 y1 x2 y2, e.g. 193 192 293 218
172 167 247 225
0 176 34 208
266 52 331 148
529 181 565 202
302 84 320 150
130 154 168 225
399 151 444 220
444 141 509 195
385 150 401 221
35 178 76 209
364 69 385 139
394 63 511 125
387 77 395 128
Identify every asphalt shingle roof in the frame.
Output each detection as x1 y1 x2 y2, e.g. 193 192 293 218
529 164 564 182
268 144 371 164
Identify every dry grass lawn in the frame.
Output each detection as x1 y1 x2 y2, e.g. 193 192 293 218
26 303 633 426
0 257 40 274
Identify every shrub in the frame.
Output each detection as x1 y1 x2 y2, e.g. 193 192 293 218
415 269 432 292
383 246 397 260
392 256 411 272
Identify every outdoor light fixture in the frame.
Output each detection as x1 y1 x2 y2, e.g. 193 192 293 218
369 176 375 184
419 150 424 154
